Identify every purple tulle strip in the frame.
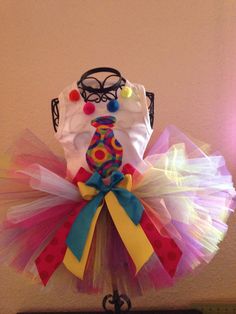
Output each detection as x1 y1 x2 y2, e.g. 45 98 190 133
0 127 235 296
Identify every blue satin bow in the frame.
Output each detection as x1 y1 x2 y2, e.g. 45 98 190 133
66 171 144 261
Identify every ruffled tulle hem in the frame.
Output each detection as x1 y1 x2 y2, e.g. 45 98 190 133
0 127 235 296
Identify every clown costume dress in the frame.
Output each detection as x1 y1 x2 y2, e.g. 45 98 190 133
0 79 235 296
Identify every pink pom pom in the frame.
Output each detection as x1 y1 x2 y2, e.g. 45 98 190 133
83 102 95 115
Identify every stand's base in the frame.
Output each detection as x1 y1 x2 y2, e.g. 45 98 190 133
17 290 202 313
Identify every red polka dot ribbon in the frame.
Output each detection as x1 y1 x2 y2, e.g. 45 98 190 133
35 168 91 286
123 164 182 277
35 164 182 286
140 209 182 277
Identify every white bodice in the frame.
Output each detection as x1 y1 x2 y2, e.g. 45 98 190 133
55 79 153 177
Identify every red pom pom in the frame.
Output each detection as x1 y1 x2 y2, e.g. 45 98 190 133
83 102 95 115
69 89 80 102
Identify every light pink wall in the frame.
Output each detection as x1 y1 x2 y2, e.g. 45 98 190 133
0 1 236 313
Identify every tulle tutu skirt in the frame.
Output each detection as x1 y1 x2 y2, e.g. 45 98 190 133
0 126 235 296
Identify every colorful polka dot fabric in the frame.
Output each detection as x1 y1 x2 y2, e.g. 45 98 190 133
86 116 123 177
0 77 235 297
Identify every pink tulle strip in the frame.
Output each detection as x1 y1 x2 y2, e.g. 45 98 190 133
0 127 234 296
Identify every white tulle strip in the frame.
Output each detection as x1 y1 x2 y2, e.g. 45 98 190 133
134 144 235 199
18 164 81 202
141 198 182 240
132 143 235 256
7 195 68 223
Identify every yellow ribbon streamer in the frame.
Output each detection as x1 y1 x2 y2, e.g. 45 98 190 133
63 174 153 279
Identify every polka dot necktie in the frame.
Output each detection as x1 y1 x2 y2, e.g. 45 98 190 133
86 116 123 177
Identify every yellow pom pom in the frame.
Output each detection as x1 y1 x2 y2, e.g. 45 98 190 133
121 86 132 98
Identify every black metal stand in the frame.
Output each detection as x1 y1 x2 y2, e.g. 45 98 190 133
39 68 200 314
102 290 132 313
51 67 155 132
